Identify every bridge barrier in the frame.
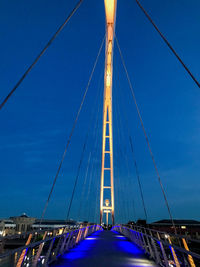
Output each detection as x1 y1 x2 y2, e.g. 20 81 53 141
112 225 200 267
0 225 79 244
0 224 102 267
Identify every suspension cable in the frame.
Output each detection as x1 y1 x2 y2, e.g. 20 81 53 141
0 0 83 111
115 34 176 232
66 64 104 222
66 138 88 221
114 90 129 222
39 35 105 225
85 111 101 220
86 95 102 222
135 0 200 89
116 67 148 221
129 136 148 221
92 101 102 223
77 152 91 220
113 60 145 222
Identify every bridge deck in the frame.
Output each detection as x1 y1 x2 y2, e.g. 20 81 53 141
52 230 157 267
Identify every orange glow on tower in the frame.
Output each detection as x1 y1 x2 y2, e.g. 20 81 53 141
100 0 117 225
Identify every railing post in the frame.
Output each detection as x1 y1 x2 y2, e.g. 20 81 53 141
138 232 143 248
149 230 161 265
134 227 141 246
16 233 32 267
44 238 55 267
130 230 135 243
73 231 79 247
79 228 84 242
84 226 89 238
144 229 155 259
64 232 73 252
136 226 144 248
157 232 169 267
53 236 63 258
133 230 139 246
140 232 148 253
182 238 196 267
32 231 47 267
76 227 82 244
133 227 140 247
138 227 147 251
59 234 69 255
168 236 181 267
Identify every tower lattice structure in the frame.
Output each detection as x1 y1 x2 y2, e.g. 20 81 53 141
100 0 117 225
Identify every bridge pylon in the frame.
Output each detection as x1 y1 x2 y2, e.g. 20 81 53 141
100 0 117 226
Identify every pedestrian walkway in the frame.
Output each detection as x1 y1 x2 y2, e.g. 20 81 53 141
52 230 157 266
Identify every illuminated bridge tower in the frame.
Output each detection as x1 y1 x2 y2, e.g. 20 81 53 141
100 0 117 225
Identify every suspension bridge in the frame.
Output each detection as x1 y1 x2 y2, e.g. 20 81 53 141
0 0 200 266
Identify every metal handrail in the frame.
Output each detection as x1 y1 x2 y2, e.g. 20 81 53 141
0 232 69 259
129 226 200 259
0 224 79 242
0 224 102 267
113 225 200 267
128 224 200 244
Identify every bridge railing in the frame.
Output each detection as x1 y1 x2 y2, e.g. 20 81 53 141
0 224 79 242
112 225 200 267
0 225 80 256
0 224 101 267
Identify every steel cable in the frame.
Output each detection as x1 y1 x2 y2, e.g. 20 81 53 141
135 0 200 89
0 0 83 110
114 60 147 221
66 62 103 222
85 107 101 221
113 60 139 222
76 65 104 222
129 136 148 221
113 90 128 223
115 34 176 232
39 35 105 225
77 152 92 220
66 138 88 221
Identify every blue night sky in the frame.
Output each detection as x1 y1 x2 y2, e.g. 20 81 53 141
0 0 200 224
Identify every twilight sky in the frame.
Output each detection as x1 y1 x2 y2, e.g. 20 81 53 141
0 0 200 224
